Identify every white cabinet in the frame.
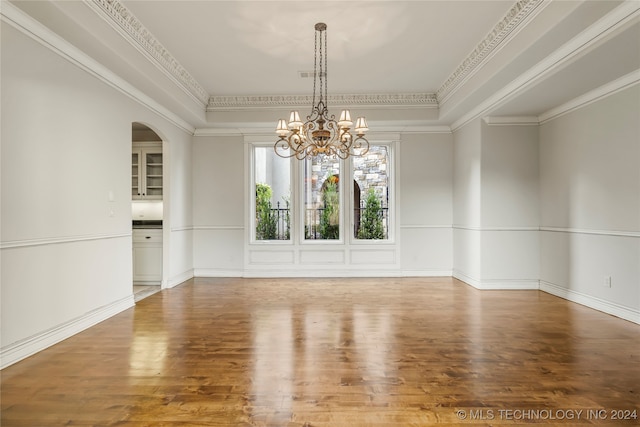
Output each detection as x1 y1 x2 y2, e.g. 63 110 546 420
133 229 163 283
132 143 163 200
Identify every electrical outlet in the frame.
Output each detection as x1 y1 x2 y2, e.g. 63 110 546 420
603 276 612 288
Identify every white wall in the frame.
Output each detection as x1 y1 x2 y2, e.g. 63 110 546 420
163 130 195 287
192 132 455 277
452 119 483 284
479 122 539 288
399 132 453 276
1 10 193 367
539 85 640 323
452 119 540 289
192 135 245 276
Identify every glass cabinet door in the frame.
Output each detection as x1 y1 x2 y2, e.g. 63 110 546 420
132 152 141 198
132 148 162 200
145 152 163 198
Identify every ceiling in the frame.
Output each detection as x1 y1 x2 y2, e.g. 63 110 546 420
122 1 513 97
10 0 640 131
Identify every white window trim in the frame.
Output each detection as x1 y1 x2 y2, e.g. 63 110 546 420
246 135 399 246
350 140 397 245
248 141 294 245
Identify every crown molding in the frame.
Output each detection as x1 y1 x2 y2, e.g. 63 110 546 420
451 1 640 132
539 69 640 124
483 116 539 126
1 1 195 135
436 0 547 104
87 0 209 106
207 93 438 111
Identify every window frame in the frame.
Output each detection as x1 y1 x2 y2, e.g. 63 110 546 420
300 154 345 244
248 140 396 245
249 144 293 244
349 141 396 244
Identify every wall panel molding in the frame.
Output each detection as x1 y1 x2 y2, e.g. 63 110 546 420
400 224 452 229
1 233 131 250
452 225 539 231
193 225 244 231
540 226 639 238
249 250 295 265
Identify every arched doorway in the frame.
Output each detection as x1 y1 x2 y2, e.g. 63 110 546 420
131 122 164 301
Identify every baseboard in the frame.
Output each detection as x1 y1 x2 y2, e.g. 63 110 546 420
241 269 401 278
452 270 481 288
540 280 640 325
166 269 195 288
193 268 243 278
453 270 540 290
401 269 452 277
195 268 409 278
475 279 540 290
0 294 135 369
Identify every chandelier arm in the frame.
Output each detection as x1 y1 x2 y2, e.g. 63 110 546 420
274 133 302 158
274 139 294 158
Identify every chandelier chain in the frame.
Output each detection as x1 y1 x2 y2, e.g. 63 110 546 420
312 27 318 113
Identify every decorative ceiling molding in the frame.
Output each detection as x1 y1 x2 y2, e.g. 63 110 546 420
436 0 546 104
539 69 640 125
88 0 209 106
1 1 195 135
207 93 438 111
483 116 539 126
450 0 640 132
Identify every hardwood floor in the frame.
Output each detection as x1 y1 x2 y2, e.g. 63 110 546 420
1 277 639 426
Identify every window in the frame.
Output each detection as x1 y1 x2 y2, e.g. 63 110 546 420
353 145 390 240
304 155 341 240
254 147 290 240
251 143 393 243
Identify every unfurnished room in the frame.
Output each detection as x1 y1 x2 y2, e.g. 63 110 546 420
1 1 639 425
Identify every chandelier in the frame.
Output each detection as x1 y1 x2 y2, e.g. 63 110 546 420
274 23 369 160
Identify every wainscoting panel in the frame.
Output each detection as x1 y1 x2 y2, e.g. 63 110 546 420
350 249 396 265
299 249 345 264
249 250 295 265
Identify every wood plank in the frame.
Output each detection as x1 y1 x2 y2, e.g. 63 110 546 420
1 277 639 426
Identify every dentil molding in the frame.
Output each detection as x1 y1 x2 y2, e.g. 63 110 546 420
207 93 438 111
88 0 209 106
87 0 545 112
436 0 546 103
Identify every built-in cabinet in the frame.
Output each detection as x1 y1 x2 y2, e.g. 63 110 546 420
132 229 163 283
132 142 163 200
132 141 163 285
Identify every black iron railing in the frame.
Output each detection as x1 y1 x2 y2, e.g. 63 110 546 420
256 204 389 240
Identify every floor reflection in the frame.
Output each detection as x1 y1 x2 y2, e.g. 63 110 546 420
250 308 294 423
